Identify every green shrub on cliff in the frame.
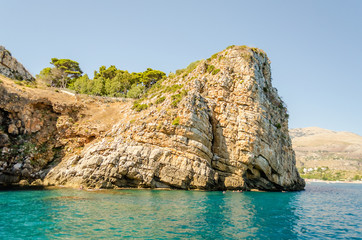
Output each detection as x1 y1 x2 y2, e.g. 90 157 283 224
155 96 166 104
175 60 201 76
207 65 215 73
132 100 148 112
172 117 180 125
165 84 183 93
171 90 187 108
212 69 220 75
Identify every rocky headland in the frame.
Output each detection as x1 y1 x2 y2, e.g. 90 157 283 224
0 45 305 191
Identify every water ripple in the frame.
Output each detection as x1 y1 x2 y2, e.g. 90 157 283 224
0 183 361 239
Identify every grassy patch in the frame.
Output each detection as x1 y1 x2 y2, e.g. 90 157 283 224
164 84 183 93
175 60 201 76
132 100 148 112
172 117 180 126
207 65 215 73
15 80 24 86
146 80 164 95
239 45 249 50
155 96 166 104
212 69 220 75
211 53 218 60
171 90 187 108
25 84 37 88
250 47 266 57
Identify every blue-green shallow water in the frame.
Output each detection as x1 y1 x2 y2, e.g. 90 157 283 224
0 183 361 239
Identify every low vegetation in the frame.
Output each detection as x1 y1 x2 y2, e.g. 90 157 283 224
207 64 215 73
164 84 183 93
299 167 362 181
172 117 180 126
171 90 187 108
155 96 166 104
36 60 166 99
212 69 220 75
174 60 201 77
132 100 148 112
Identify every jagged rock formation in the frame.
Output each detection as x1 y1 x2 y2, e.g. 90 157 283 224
0 45 305 191
0 46 34 81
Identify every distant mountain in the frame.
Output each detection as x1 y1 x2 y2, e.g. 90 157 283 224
290 127 362 173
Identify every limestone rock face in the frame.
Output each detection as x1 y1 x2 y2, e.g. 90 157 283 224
0 79 83 185
0 46 34 81
44 46 305 191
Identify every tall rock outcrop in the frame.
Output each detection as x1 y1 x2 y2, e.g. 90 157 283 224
0 46 34 81
0 45 305 191
44 45 305 191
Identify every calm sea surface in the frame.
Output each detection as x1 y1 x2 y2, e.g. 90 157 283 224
0 182 361 239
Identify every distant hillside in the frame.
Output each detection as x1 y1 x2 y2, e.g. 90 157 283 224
290 127 362 180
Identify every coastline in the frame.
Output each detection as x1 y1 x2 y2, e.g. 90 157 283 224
305 179 362 184
2 179 361 191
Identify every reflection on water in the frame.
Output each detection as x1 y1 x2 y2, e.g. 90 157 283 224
0 183 361 239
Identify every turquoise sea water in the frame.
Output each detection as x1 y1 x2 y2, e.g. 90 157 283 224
0 182 361 239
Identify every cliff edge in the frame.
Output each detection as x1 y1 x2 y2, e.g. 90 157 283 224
0 46 34 81
0 46 305 191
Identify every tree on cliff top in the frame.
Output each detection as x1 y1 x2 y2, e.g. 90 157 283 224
141 68 166 88
50 58 83 88
70 65 165 98
36 58 83 88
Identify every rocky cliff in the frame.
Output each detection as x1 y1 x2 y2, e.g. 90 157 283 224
0 45 305 191
0 46 34 81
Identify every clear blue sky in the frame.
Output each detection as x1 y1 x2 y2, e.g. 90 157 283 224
1 0 361 135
